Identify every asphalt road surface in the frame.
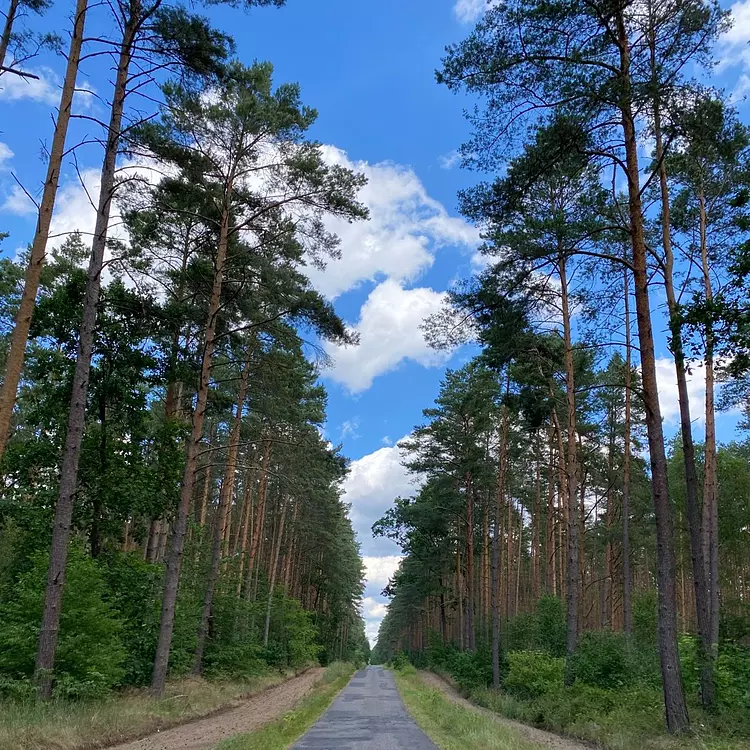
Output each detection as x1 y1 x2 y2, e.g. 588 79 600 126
292 665 438 749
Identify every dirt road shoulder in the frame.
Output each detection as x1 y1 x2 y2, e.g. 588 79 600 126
107 668 325 750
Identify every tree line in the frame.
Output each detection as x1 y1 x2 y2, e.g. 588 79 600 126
373 0 750 736
0 0 369 700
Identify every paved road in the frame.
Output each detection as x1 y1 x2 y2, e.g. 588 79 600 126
292 665 438 749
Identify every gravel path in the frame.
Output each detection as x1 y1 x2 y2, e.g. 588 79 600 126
417 671 590 750
108 668 325 750
292 665 438 750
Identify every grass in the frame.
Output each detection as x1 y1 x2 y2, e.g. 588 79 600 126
0 670 293 750
467 682 750 750
392 666 543 750
217 662 355 750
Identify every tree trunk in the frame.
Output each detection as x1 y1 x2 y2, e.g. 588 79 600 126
263 495 288 647
151 182 233 696
617 10 689 731
559 254 580 677
0 0 87 462
465 472 475 651
0 0 20 70
623 266 633 635
244 438 271 600
34 18 133 700
648 30 711 709
492 403 509 688
699 190 720 708
193 354 251 673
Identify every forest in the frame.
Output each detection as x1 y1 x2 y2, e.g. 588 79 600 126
371 0 750 747
0 0 369 724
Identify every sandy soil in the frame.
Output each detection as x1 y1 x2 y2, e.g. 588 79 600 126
417 671 590 750
108 668 325 750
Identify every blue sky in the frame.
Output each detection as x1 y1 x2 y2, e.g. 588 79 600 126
1 0 750 644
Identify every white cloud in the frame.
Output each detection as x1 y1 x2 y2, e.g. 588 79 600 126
381 436 392 446
340 418 360 441
454 0 500 23
312 146 479 299
439 150 461 170
341 436 419 555
0 142 13 168
720 1 750 76
325 279 453 392
363 556 403 590
655 357 707 427
0 68 97 109
1 184 36 216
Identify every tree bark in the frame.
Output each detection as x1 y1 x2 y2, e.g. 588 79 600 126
559 254 580 677
263 495 288 647
492 402 509 688
622 267 633 635
0 0 20 72
193 354 251 673
0 0 88 462
151 177 233 696
34 16 134 700
465 472 476 650
617 9 689 731
699 190 720 708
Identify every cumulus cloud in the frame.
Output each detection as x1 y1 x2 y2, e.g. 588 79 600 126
655 357 709 427
311 146 479 299
324 280 453 392
341 436 419 555
454 0 500 23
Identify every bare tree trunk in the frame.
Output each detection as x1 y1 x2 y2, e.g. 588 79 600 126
465 472 476 650
34 19 134 700
617 11 689 730
244 438 271 600
0 0 20 70
623 266 633 635
263 495 288 647
492 402 509 688
559 254 580 678
699 191 720 708
0 0 87 462
151 183 233 696
193 355 251 673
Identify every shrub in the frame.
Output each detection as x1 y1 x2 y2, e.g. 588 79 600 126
0 545 126 699
446 647 494 693
535 596 566 657
503 650 563 700
390 652 409 670
632 590 658 650
570 630 630 689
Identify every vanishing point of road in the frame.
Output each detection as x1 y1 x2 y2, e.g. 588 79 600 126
292 665 438 749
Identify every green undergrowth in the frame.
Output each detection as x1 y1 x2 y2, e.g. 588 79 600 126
218 661 355 750
0 669 296 750
394 665 542 750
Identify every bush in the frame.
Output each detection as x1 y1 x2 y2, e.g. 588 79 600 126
390 652 409 670
446 647 494 693
632 590 658 650
503 650 564 700
0 545 126 699
570 631 630 689
535 596 566 657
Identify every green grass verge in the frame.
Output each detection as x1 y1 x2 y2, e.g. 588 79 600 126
465 682 749 750
393 666 543 750
218 662 355 750
0 671 293 750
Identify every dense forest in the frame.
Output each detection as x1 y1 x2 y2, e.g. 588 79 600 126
0 0 369 704
372 0 750 742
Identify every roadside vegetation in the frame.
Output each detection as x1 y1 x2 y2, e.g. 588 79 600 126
393 664 542 750
0 671 290 750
